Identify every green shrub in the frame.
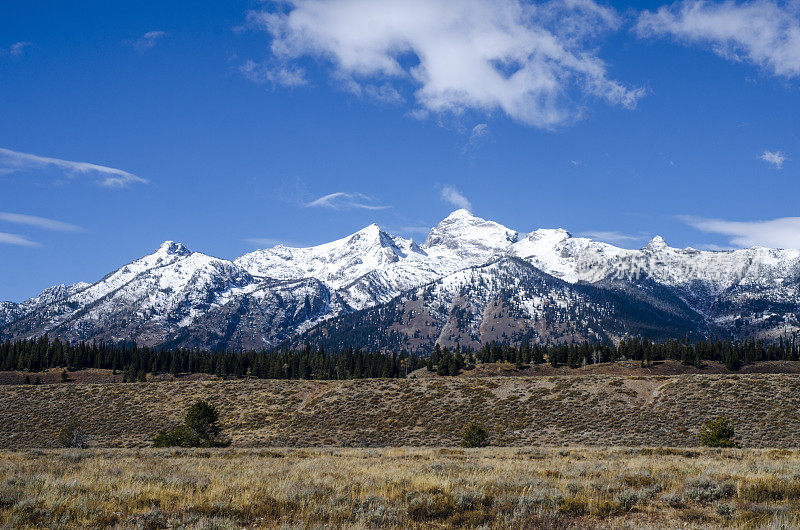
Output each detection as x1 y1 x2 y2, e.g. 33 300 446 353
699 417 737 448
153 400 230 448
58 418 88 448
461 424 489 448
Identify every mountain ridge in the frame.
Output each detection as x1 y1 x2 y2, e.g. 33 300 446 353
2 209 798 350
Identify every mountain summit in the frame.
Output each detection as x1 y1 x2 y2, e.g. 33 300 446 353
2 211 798 351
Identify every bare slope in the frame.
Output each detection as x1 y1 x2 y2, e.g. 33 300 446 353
2 374 799 449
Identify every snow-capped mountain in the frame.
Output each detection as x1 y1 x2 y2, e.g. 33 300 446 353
2 209 798 350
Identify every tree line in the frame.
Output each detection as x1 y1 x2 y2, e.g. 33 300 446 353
0 336 421 380
0 334 798 380
468 335 799 372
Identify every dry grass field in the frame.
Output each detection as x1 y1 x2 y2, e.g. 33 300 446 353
1 447 799 528
2 373 800 448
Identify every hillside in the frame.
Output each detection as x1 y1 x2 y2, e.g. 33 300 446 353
2 373 800 449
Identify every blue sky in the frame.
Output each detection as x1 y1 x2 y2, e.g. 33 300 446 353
1 0 799 301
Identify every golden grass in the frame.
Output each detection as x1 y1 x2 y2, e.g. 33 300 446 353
1 447 799 528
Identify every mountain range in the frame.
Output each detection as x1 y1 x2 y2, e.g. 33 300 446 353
2 209 798 351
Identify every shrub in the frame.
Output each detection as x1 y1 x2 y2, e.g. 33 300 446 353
407 491 456 520
185 401 223 440
153 400 230 448
699 417 737 448
461 424 489 448
557 497 587 516
153 425 201 448
614 490 639 512
663 493 684 509
684 477 734 504
715 502 734 518
58 418 88 448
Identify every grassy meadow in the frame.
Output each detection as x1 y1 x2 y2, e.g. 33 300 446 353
2 373 800 527
2 446 800 528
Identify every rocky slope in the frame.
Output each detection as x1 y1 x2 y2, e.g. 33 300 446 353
2 210 798 350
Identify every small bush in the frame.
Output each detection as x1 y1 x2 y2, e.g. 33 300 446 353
715 502 734 518
557 497 587 516
58 418 88 448
153 425 202 448
663 493 684 509
684 477 734 504
407 491 456 520
614 490 639 512
699 417 737 448
461 424 489 448
153 401 230 448
593 499 623 517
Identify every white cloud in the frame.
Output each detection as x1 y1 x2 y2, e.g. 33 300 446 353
440 185 472 210
636 1 800 78
3 41 32 57
462 123 491 153
244 0 644 128
0 147 148 188
0 232 40 247
578 230 648 244
0 212 83 232
305 192 389 210
682 215 800 248
760 149 787 168
240 59 307 87
133 31 167 52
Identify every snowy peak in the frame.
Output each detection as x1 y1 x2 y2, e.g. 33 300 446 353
155 240 192 257
645 236 669 251
235 221 429 293
342 223 397 253
424 209 519 254
441 208 476 221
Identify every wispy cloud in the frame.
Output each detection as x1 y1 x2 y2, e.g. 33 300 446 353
0 212 83 232
0 147 147 188
2 41 32 57
133 31 167 52
0 232 40 247
440 185 472 211
243 0 644 128
240 59 307 87
681 215 800 249
760 149 787 168
462 123 490 154
636 1 800 78
305 192 389 210
578 230 648 244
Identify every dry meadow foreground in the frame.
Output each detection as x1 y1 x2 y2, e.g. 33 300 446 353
1 447 799 529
